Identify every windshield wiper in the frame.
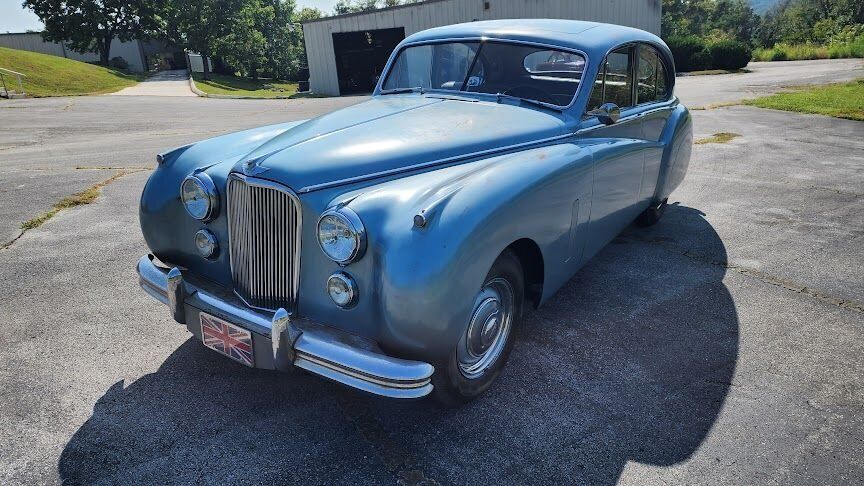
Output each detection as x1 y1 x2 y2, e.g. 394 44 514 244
494 92 561 111
380 86 425 95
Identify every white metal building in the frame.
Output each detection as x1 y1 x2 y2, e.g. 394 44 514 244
302 0 661 96
0 32 148 72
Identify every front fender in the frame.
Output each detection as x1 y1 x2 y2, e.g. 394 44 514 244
319 143 593 361
140 120 306 285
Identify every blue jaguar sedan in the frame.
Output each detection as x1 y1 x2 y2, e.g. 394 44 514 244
137 19 692 405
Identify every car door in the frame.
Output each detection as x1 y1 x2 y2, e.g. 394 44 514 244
580 44 646 262
635 43 675 205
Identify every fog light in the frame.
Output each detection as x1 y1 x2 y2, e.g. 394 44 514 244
194 229 218 259
327 272 357 308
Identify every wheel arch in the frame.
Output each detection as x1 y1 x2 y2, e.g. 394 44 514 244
504 238 544 309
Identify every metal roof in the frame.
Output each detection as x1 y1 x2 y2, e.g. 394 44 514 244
301 0 451 24
402 19 667 59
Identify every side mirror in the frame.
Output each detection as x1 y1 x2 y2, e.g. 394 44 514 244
590 103 621 125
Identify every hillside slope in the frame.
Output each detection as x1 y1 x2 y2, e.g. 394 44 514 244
0 47 142 97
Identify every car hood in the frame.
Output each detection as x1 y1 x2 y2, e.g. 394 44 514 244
236 95 568 192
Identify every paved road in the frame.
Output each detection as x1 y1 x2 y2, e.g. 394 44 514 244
111 69 196 97
676 58 863 107
0 60 862 484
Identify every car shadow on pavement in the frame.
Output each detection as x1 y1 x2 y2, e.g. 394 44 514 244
59 204 738 484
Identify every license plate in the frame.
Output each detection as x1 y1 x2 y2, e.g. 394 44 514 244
200 312 254 367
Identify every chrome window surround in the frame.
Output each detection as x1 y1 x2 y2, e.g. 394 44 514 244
226 173 303 312
375 37 590 111
582 40 675 120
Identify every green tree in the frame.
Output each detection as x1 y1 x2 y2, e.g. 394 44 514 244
758 0 864 46
214 0 270 78
23 0 164 65
163 0 244 80
662 0 759 45
334 0 414 14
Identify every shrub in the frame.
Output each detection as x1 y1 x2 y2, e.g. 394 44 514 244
666 35 707 72
689 51 712 71
828 35 864 59
708 40 752 70
767 48 787 61
109 56 129 70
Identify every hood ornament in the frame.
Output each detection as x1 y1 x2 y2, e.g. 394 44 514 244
241 157 269 176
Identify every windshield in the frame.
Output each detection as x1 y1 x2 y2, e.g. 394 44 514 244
381 41 585 108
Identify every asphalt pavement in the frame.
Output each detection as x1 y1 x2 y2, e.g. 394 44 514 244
0 59 862 485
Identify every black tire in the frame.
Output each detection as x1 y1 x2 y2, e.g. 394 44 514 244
432 250 525 407
635 198 668 227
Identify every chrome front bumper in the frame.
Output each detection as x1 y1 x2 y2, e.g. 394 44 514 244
137 255 434 399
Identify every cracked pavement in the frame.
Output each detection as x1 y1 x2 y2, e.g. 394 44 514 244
0 59 863 484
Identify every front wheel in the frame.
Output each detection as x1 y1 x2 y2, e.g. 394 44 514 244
432 250 524 406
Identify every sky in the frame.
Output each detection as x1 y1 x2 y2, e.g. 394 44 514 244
1 0 43 33
0 0 339 33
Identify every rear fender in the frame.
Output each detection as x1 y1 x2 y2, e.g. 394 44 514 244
653 104 692 202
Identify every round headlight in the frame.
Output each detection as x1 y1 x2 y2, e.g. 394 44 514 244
181 174 218 221
317 207 366 264
194 229 218 259
327 272 357 308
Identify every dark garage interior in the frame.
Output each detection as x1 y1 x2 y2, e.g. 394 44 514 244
332 27 405 95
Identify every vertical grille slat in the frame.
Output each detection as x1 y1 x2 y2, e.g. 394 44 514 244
227 175 301 311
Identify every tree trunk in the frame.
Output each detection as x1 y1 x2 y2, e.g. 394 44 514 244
100 36 112 66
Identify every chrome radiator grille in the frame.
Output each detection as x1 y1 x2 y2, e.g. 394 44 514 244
227 174 302 311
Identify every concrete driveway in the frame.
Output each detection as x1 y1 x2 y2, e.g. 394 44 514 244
676 58 864 107
111 69 196 97
0 59 862 484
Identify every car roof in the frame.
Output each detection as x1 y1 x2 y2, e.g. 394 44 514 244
402 19 669 63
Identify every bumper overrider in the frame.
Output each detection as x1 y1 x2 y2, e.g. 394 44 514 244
136 255 434 398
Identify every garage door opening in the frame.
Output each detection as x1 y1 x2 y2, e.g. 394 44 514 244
332 28 405 95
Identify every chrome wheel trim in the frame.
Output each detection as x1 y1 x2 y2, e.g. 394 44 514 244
457 278 514 380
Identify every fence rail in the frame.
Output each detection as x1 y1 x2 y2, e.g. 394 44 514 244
0 67 27 98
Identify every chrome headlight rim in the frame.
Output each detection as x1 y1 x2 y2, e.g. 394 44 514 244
181 173 219 221
194 228 219 259
326 271 358 308
317 207 366 265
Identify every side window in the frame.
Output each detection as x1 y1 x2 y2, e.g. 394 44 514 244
637 44 669 103
586 46 634 113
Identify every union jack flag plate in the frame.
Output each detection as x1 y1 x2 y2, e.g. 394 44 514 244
200 312 254 367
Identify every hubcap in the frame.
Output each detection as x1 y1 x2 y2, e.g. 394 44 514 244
458 278 514 379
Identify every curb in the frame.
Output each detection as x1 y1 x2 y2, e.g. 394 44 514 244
187 74 304 99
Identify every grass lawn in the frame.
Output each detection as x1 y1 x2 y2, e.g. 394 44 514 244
744 79 864 121
191 73 300 98
0 47 143 97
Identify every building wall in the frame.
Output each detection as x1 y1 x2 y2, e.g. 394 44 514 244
0 32 146 72
303 0 661 96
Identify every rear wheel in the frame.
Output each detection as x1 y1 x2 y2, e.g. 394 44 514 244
636 198 668 226
432 250 524 406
